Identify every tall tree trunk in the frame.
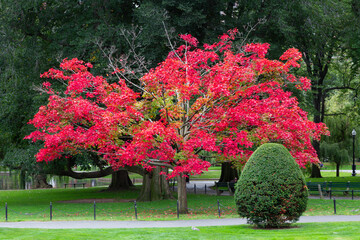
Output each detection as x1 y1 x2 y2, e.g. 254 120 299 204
108 170 133 191
336 164 340 177
20 170 26 189
219 162 239 182
306 51 330 178
310 164 322 178
177 173 188 214
137 167 173 201
310 114 323 178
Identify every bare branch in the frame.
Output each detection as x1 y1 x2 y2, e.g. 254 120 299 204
146 158 174 169
162 21 184 63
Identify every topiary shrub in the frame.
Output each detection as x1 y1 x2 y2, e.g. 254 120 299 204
234 143 308 228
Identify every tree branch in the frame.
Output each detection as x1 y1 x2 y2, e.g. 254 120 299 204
58 159 145 179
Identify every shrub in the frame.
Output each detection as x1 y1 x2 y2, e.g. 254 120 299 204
234 143 308 228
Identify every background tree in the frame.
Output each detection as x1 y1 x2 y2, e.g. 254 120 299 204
319 95 357 177
0 0 142 187
231 0 360 177
318 54 360 177
320 142 350 177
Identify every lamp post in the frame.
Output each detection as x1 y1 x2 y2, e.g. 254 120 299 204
352 129 357 176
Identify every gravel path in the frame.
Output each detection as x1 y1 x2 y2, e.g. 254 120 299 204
0 215 359 229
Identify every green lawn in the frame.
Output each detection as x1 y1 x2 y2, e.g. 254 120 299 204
1 166 359 222
132 165 360 181
191 170 222 179
0 187 235 221
129 167 220 181
307 172 360 182
1 222 360 240
0 187 360 222
0 184 359 239
321 162 360 171
186 164 360 181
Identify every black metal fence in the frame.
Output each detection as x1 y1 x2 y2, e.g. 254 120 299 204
4 198 360 222
3 200 236 222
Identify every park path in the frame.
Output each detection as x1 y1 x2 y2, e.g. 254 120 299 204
0 215 359 229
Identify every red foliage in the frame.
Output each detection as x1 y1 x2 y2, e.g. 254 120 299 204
25 31 328 178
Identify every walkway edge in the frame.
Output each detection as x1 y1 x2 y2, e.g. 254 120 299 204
0 215 359 229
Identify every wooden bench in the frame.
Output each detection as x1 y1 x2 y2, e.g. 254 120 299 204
64 183 86 189
214 181 235 196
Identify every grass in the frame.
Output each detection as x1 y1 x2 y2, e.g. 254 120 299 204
127 165 360 182
0 180 359 239
191 170 222 179
306 199 360 215
306 172 360 182
321 162 360 171
0 222 360 239
1 165 359 222
0 187 360 222
188 164 360 181
0 187 235 221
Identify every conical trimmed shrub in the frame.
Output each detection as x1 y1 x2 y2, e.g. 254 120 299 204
234 143 308 228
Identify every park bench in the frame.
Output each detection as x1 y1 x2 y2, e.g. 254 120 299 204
349 182 360 190
214 181 235 196
306 182 327 197
327 181 360 199
64 183 86 189
349 182 360 198
327 182 350 197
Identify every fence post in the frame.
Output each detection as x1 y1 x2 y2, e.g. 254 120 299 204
177 200 179 219
217 200 221 218
94 201 96 221
134 201 138 220
205 184 207 195
50 202 52 221
333 198 336 214
5 202 7 222
194 184 196 194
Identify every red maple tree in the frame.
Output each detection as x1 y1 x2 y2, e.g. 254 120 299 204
26 29 328 213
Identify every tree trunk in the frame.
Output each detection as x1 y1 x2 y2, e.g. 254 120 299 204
310 131 322 178
108 170 133 191
310 164 322 178
33 173 52 188
309 63 326 178
137 167 173 201
336 164 340 177
20 170 26 189
219 162 239 182
177 173 188 214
